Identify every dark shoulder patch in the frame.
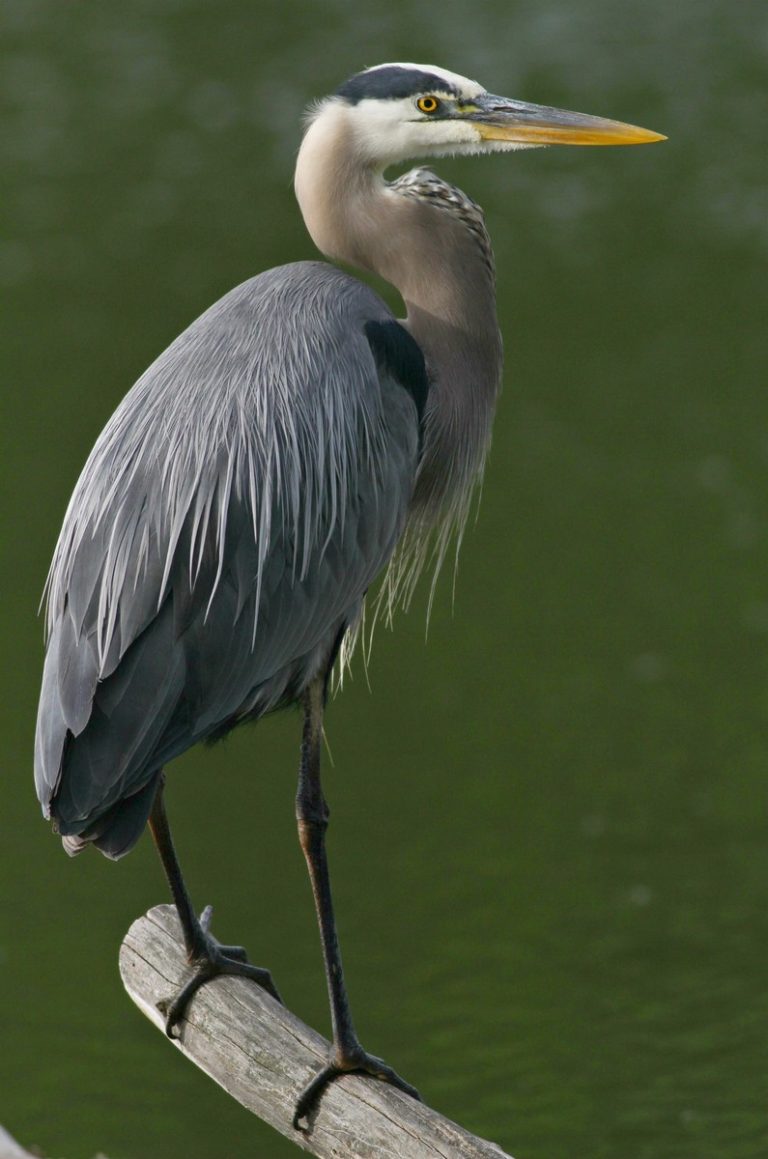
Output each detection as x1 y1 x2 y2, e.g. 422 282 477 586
337 67 458 105
364 319 430 434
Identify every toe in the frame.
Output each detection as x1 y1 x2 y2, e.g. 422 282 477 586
293 1046 419 1130
293 1063 337 1130
217 943 249 962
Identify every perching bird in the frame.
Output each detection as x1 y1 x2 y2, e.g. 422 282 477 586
35 62 663 1125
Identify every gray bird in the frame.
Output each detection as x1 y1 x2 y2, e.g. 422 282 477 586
35 62 663 1125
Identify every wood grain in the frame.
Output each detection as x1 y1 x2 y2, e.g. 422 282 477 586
120 905 514 1158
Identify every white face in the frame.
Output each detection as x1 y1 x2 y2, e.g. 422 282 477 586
344 62 489 164
346 97 484 164
303 62 544 171
322 63 544 168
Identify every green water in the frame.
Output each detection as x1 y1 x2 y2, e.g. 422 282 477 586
3 2 767 1156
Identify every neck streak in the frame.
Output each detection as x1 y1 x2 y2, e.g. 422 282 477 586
295 106 503 529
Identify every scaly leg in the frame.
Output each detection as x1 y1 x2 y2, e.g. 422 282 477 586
148 776 282 1035
293 678 420 1129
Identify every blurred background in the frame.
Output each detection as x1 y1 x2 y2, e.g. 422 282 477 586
2 1 767 1156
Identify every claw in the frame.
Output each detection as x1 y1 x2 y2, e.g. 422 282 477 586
156 906 282 1035
293 1047 420 1130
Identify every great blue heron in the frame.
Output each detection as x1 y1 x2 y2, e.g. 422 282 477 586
35 62 663 1125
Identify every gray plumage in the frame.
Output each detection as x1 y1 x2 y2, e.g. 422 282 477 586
36 265 421 856
35 61 661 865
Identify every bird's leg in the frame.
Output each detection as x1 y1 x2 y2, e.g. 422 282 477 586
147 776 282 1036
292 678 420 1130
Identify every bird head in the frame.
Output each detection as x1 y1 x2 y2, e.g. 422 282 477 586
324 62 665 166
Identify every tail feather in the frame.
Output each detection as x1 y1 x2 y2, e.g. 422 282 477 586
59 775 160 861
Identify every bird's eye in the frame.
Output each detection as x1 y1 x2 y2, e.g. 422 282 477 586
416 96 440 114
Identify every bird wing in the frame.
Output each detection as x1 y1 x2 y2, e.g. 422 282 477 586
35 262 424 847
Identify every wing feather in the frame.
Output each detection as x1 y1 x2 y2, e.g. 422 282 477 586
35 262 421 851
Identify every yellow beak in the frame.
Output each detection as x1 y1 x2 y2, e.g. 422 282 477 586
468 95 666 146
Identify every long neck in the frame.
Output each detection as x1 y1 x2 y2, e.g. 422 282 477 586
295 109 503 531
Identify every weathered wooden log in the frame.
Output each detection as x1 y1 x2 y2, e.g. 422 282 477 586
120 906 514 1157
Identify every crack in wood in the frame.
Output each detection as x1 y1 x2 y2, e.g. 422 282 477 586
120 906 515 1159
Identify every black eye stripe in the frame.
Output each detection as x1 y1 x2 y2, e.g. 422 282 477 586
336 67 461 104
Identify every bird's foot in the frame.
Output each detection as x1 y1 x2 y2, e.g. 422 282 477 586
293 1042 420 1130
158 904 282 1036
